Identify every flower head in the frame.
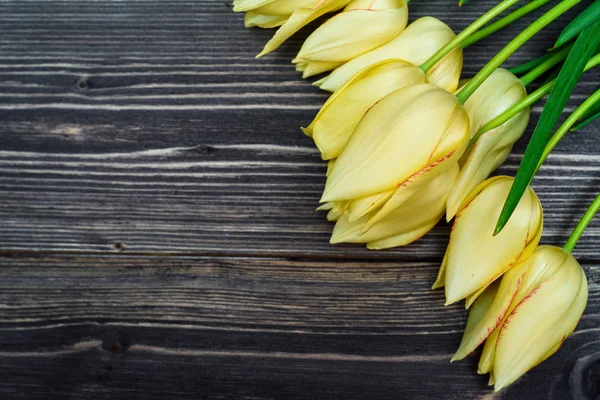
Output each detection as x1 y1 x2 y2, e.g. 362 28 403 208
293 0 409 77
321 83 469 203
435 176 543 306
452 245 588 391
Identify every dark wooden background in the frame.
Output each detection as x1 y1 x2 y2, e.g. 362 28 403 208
1 1 599 399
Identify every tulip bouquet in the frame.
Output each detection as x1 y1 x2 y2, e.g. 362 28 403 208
232 0 600 391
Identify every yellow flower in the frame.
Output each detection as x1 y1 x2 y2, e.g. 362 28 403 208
452 245 588 391
303 59 428 160
321 83 469 203
255 0 353 57
293 0 409 78
314 16 463 93
330 164 459 249
446 68 529 220
434 176 543 306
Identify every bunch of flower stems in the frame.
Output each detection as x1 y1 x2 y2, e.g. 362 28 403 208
233 0 600 391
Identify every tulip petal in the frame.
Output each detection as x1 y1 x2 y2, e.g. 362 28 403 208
233 0 279 12
317 17 462 92
332 200 349 214
295 60 344 78
488 372 495 386
428 46 463 94
308 59 427 160
316 202 334 211
257 0 352 57
478 327 498 375
465 285 488 309
432 250 447 290
326 159 335 176
244 12 289 28
451 280 500 363
452 267 525 361
363 160 456 232
327 208 344 222
366 223 437 250
251 0 320 15
321 84 468 202
346 189 395 223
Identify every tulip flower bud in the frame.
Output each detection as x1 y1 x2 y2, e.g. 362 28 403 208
446 68 529 220
314 17 463 93
330 164 459 249
453 245 588 391
321 83 469 203
435 176 543 306
256 0 353 57
304 59 427 160
292 0 409 78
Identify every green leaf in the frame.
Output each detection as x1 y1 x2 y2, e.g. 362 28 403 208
495 19 600 235
509 51 555 76
509 43 573 76
571 98 600 131
555 0 600 48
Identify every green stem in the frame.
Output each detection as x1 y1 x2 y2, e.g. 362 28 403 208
420 0 520 73
520 44 572 86
461 0 553 48
563 193 600 253
468 53 600 146
456 0 582 104
537 87 600 171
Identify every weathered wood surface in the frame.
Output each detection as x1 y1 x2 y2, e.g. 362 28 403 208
0 255 599 400
1 0 598 259
0 0 599 399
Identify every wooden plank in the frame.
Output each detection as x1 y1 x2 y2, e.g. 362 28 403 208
0 255 598 399
0 1 598 257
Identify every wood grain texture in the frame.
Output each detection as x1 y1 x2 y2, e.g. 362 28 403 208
0 255 599 399
0 0 598 258
1 1 600 399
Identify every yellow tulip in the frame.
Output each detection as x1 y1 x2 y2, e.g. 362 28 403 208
303 59 428 160
314 16 463 93
321 83 469 203
446 68 529 220
256 0 353 58
330 164 459 249
292 0 409 78
452 245 588 391
434 176 543 306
